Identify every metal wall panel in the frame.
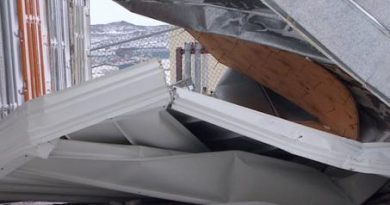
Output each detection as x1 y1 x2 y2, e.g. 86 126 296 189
45 0 72 91
17 0 47 100
0 0 25 119
45 0 91 91
68 0 91 85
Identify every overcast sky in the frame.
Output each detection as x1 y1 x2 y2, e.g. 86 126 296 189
90 0 166 25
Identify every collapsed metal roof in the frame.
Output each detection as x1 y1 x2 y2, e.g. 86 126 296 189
0 60 388 204
1 0 390 204
115 0 390 136
116 0 390 106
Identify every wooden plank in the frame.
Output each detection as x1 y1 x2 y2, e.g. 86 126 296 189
190 30 359 140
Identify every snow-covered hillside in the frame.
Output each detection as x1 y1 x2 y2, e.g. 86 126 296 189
90 21 171 78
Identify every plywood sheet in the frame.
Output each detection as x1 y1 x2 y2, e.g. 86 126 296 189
190 31 359 140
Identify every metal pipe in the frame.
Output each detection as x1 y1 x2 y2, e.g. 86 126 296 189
194 42 201 92
175 48 183 82
0 11 8 119
17 0 33 101
35 0 46 95
84 0 91 81
24 0 38 99
63 0 72 88
183 43 191 82
0 0 25 117
29 0 43 97
46 0 57 91
201 52 208 94
2 0 24 110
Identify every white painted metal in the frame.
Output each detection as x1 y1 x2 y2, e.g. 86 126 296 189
45 0 91 91
0 140 176 202
171 88 390 177
68 0 91 84
68 101 207 152
0 0 24 115
0 60 170 177
109 108 208 152
14 140 353 205
46 0 72 90
0 169 140 203
49 140 182 160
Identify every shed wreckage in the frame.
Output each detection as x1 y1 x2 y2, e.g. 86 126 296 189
0 0 389 204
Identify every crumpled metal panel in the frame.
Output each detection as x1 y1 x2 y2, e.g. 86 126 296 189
68 107 208 152
0 60 171 178
0 140 176 202
115 0 390 128
0 169 138 203
171 88 390 177
16 140 353 205
115 0 329 63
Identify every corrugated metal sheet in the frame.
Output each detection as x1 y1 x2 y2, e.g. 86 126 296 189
45 0 91 91
0 0 91 121
46 0 72 91
68 0 91 85
0 0 24 119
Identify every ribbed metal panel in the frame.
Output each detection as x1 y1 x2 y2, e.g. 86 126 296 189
46 0 71 91
68 0 91 85
0 0 24 119
46 0 90 91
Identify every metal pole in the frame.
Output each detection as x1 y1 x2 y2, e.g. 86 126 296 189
194 42 201 92
0 8 8 119
183 42 191 82
201 53 209 94
175 47 183 82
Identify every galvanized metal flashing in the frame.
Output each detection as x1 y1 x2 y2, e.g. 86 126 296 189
261 0 390 106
